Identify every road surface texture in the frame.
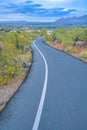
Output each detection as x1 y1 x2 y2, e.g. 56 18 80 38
0 37 87 130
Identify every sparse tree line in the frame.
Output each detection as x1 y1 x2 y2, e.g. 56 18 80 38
43 27 87 46
42 27 87 61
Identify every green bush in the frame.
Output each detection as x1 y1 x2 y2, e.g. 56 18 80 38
0 30 40 86
80 51 87 60
44 27 87 47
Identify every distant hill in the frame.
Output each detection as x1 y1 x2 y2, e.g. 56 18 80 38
55 15 87 25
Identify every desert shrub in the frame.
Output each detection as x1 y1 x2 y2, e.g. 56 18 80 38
44 27 87 48
80 51 87 60
0 30 40 86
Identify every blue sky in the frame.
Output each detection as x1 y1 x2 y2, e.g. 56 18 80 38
0 0 87 21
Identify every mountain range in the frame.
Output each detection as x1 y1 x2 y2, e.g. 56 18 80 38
55 15 87 25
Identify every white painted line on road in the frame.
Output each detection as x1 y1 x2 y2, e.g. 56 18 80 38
32 39 48 130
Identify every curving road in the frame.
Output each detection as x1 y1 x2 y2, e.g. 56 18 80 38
0 37 87 130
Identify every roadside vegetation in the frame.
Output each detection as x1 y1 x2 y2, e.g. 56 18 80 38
42 27 87 61
0 29 40 86
0 27 87 86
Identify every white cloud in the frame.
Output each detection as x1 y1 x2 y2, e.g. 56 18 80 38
62 8 68 11
0 0 87 21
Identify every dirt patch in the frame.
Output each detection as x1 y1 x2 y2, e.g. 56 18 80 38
46 41 87 62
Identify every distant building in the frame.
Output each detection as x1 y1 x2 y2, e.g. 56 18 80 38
47 30 52 35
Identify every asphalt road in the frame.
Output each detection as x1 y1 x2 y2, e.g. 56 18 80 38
0 37 87 130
